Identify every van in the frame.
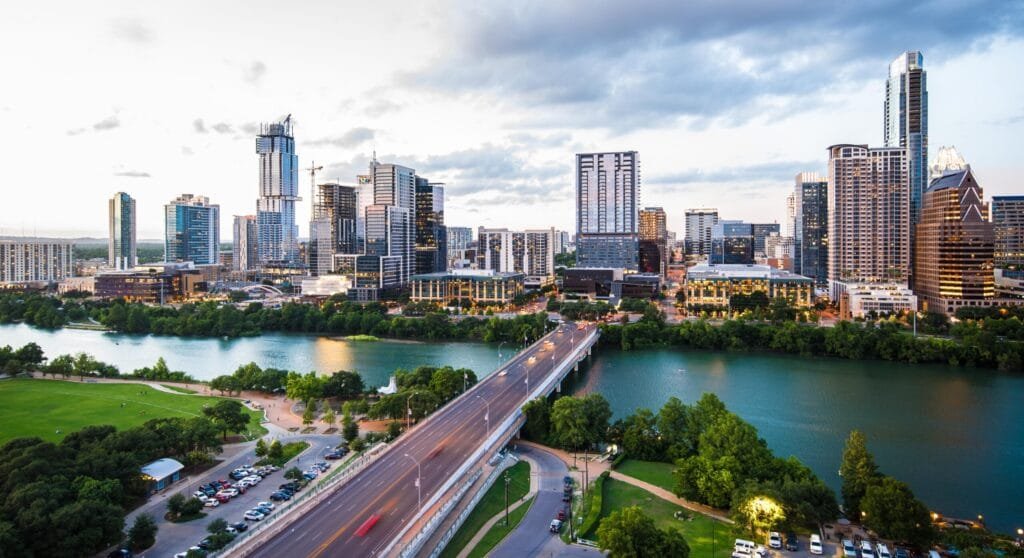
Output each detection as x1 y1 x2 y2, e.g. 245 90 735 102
809 534 823 555
861 540 876 558
877 543 892 558
734 539 757 555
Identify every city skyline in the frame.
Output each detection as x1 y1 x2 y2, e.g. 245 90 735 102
1 2 1022 241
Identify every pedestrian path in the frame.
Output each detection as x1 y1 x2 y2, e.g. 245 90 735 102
607 471 733 524
455 454 539 558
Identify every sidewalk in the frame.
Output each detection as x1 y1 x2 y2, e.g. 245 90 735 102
455 453 540 558
608 472 733 524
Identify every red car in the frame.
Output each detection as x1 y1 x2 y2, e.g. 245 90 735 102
214 494 231 503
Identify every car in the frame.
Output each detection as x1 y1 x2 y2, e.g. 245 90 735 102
809 534 823 555
549 519 562 533
220 488 240 497
861 540 876 558
315 462 330 471
303 473 317 481
557 510 566 521
193 490 208 499
204 498 220 508
279 482 299 491
255 507 274 517
784 533 798 551
243 510 265 521
842 539 858 557
231 521 249 533
225 525 237 535
107 549 133 558
561 493 571 502
269 491 291 501
197 538 212 550
894 548 910 558
877 543 893 558
325 451 345 460
256 501 275 511
214 493 231 503
769 532 782 549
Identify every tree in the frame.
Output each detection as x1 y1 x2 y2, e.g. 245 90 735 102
302 402 315 426
322 370 365 400
181 497 204 516
733 492 787 540
342 414 359 441
522 398 551 443
13 342 45 368
167 493 187 518
47 354 75 379
254 438 268 458
387 421 402 440
127 514 157 551
268 439 283 459
210 375 238 396
207 518 228 535
322 406 336 429
861 477 935 548
550 396 588 456
581 393 612 448
285 371 324 404
202 399 251 440
622 408 665 461
658 397 692 459
349 437 366 453
839 430 880 518
596 505 690 558
284 467 303 481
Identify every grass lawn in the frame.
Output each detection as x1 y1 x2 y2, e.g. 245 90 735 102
467 496 535 558
0 379 265 444
584 478 748 558
616 459 677 492
257 441 309 467
438 461 531 558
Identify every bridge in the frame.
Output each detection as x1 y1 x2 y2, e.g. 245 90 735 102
234 321 599 558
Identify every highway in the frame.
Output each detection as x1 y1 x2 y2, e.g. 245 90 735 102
248 322 596 558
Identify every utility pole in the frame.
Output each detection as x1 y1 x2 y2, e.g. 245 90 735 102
503 471 510 526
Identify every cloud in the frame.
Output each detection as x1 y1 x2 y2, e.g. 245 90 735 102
181 146 194 156
211 122 234 134
109 18 153 44
66 128 86 136
364 99 402 117
243 61 267 84
405 0 1024 131
648 160 821 185
307 127 376 148
239 122 260 135
113 170 151 178
92 115 121 131
193 118 207 133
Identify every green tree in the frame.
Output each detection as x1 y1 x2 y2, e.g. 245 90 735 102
322 406 336 429
302 402 315 426
733 492 787 540
47 354 75 379
286 371 324 404
209 375 238 396
268 439 283 459
254 438 268 458
387 421 402 440
284 467 303 481
658 396 692 459
167 493 186 518
207 518 228 534
596 505 690 558
127 514 157 551
342 414 359 441
521 398 551 443
861 477 935 548
181 497 204 516
202 399 251 440
349 437 366 453
321 370 365 400
550 396 588 456
839 430 880 518
581 393 612 448
622 408 665 461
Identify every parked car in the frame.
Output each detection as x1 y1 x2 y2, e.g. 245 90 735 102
204 499 220 508
557 509 566 521
784 533 798 551
214 493 231 504
219 488 240 498
243 510 265 521
269 491 291 501
549 519 562 533
877 543 893 558
861 540 876 558
107 549 133 558
809 534 823 555
769 532 782 549
894 548 910 558
842 539 858 557
231 521 249 533
256 501 275 511
325 451 345 460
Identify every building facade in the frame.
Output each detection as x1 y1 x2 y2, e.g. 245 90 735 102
366 159 416 285
639 207 667 277
477 228 556 278
256 116 300 265
914 168 994 315
993 195 1024 271
165 194 220 265
794 172 828 286
0 240 74 284
575 151 639 269
827 144 909 299
884 51 928 228
415 179 447 275
684 208 719 260
108 192 136 270
409 270 525 307
308 182 358 276
683 263 813 316
232 215 258 272
711 221 754 264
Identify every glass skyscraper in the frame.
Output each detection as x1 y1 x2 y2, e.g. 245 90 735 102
415 178 447 275
108 191 136 270
794 172 828 286
165 194 220 265
232 215 258 271
256 116 300 266
575 151 639 269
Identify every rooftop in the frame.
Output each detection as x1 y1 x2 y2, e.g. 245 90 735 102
687 263 811 281
410 270 525 281
141 458 184 480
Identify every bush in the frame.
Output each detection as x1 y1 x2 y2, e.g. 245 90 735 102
349 437 366 453
128 514 157 551
610 452 627 470
578 471 609 538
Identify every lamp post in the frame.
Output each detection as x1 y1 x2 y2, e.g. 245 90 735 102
404 453 422 509
498 341 507 362
406 393 417 430
476 395 490 436
503 471 511 526
463 370 468 393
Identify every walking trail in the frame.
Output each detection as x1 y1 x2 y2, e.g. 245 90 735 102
455 454 540 558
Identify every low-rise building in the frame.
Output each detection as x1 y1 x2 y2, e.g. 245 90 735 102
409 269 524 307
300 275 353 297
684 263 813 315
141 458 184 494
835 283 918 319
58 276 96 295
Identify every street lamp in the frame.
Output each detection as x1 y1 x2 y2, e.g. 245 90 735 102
406 393 418 430
404 453 422 509
476 395 490 436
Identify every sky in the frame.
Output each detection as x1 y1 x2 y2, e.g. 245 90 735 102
1 0 1022 241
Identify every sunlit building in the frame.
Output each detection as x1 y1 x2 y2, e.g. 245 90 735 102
683 263 813 316
108 192 136 270
409 269 525 307
165 194 220 265
256 116 301 266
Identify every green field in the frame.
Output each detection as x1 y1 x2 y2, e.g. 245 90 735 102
584 478 747 557
615 459 678 492
439 460 531 558
0 379 265 444
467 496 535 558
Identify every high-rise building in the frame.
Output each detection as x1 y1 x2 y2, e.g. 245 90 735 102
684 208 719 260
555 230 571 254
108 192 136 270
711 221 754 264
0 240 74 284
794 172 829 286
930 146 967 181
639 207 667 276
165 194 220 265
827 144 909 299
362 159 416 287
415 179 447 274
446 226 473 268
256 116 300 266
751 223 781 257
884 51 928 226
785 192 797 237
914 168 994 315
477 228 556 277
575 151 639 269
993 196 1024 270
232 215 258 271
308 182 358 276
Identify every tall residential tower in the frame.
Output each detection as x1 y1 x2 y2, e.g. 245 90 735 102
575 151 639 269
108 192 136 270
256 116 300 266
165 194 220 265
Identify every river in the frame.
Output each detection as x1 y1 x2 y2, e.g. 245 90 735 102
1 323 1021 534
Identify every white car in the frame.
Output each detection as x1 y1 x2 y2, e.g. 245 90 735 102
256 501 275 511
204 498 220 508
809 534 823 555
842 539 858 557
244 510 265 521
768 532 782 549
175 546 202 558
877 543 893 558
861 541 876 558
218 488 240 498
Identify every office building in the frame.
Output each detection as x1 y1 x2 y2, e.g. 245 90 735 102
993 196 1024 270
751 223 781 257
884 51 928 226
256 116 300 265
827 144 909 300
684 208 719 259
477 228 556 278
232 215 258 272
575 151 639 269
683 263 813 317
363 158 416 288
840 283 918 319
930 146 967 181
415 179 447 274
409 269 525 307
0 240 74 284
639 207 667 276
794 172 829 286
446 226 473 268
711 221 754 264
165 194 220 265
108 192 136 270
764 232 796 272
555 230 571 254
308 182 358 276
914 168 994 315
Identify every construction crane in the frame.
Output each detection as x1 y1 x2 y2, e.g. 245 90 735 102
305 161 323 218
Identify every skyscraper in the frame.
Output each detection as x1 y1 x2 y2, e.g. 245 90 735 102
992 196 1024 270
308 182 358 276
108 192 136 270
0 240 74 284
794 172 829 286
256 116 300 266
884 51 928 225
684 208 719 260
638 207 667 276
930 146 967 181
415 179 447 274
751 223 781 257
710 221 754 264
914 167 994 315
354 158 417 292
827 144 909 299
575 151 639 269
165 194 220 265
232 215 258 271
477 228 556 277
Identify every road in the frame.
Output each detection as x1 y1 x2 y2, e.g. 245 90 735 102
249 322 596 558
